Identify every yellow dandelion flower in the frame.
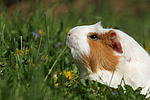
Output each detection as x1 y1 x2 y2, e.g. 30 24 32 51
59 72 62 75
54 76 58 84
66 84 72 87
26 60 30 64
53 72 59 87
16 48 22 55
28 60 31 63
73 80 78 83
65 28 71 33
2 62 4 65
46 55 49 61
33 64 35 67
25 48 29 54
46 55 48 59
38 29 43 35
63 70 75 80
55 83 59 87
65 91 68 94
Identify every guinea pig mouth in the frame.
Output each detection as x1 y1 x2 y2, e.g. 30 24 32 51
69 49 71 53
66 38 72 50
66 38 69 46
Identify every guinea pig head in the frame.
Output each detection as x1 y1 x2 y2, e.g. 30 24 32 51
66 22 123 77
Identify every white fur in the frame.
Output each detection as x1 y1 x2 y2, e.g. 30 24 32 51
66 22 150 97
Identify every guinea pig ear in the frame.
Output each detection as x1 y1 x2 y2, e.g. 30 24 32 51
109 31 123 53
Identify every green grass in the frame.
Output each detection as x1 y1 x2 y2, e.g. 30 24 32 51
0 0 150 100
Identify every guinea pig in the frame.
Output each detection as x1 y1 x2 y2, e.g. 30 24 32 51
66 22 150 97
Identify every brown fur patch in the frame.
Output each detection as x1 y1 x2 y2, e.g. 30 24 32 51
82 30 120 73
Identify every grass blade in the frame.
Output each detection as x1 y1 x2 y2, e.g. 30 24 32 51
44 45 67 82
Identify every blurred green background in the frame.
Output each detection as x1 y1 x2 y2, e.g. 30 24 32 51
1 0 150 43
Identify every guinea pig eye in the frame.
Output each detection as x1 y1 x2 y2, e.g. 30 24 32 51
88 34 99 40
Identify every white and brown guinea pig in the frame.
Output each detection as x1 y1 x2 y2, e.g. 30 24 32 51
66 22 150 96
